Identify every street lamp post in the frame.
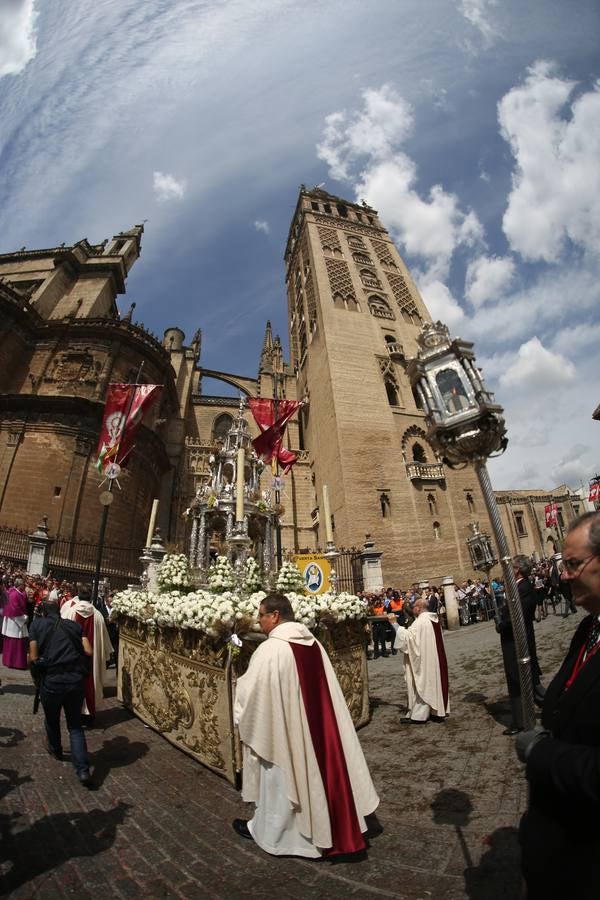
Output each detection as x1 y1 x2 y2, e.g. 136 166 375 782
466 521 499 619
407 321 536 731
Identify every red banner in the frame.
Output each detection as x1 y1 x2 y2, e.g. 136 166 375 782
96 383 162 473
589 482 600 503
248 398 300 473
544 502 558 527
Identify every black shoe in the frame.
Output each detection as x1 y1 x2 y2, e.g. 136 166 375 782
232 818 253 840
502 726 522 736
78 769 93 787
391 649 398 655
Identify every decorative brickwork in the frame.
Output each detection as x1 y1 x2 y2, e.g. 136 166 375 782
317 226 341 253
325 258 355 302
386 271 418 313
371 239 397 268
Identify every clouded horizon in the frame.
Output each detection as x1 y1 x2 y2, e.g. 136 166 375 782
1 0 598 492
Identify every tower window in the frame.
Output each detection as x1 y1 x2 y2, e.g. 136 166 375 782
427 493 437 515
213 414 234 444
380 492 391 518
336 203 348 218
412 443 427 464
466 492 475 513
433 521 441 540
323 203 332 214
514 512 526 536
385 377 399 407
311 201 319 211
368 296 394 320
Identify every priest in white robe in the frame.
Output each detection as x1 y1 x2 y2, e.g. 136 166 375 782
233 592 379 858
388 596 450 724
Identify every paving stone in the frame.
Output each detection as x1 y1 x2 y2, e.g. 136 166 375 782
0 614 577 899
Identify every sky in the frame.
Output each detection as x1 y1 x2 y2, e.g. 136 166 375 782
1 0 599 492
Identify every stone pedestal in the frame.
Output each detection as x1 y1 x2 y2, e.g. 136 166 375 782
360 534 383 593
441 575 459 631
27 516 53 576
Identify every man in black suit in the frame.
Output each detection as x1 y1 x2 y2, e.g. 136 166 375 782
517 511 600 900
496 554 544 735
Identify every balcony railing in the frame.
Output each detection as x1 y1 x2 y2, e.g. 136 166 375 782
386 341 404 358
406 462 445 482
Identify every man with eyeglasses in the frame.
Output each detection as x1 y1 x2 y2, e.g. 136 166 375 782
517 511 600 899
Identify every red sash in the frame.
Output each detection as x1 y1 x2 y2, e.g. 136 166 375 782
565 622 600 691
431 620 449 711
289 641 365 856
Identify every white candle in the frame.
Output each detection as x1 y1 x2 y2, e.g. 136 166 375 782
322 484 333 544
236 448 245 522
146 498 159 547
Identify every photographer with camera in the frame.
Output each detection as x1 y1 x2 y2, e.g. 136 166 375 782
28 598 94 787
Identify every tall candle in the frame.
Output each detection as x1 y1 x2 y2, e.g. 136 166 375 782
236 448 245 522
146 498 159 548
322 484 333 544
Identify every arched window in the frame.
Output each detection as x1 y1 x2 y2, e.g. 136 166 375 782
353 251 372 267
412 443 427 463
213 414 233 444
360 268 381 289
336 203 348 218
433 521 441 540
466 492 475 513
427 493 437 515
380 492 391 518
385 377 399 407
368 296 394 320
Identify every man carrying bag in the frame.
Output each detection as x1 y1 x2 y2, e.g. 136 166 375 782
28 598 94 786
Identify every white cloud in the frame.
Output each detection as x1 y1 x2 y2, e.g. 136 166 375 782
499 61 600 262
0 0 37 77
317 85 484 285
316 84 413 181
153 171 186 203
465 254 515 307
499 336 575 391
418 278 465 329
551 445 594 488
458 0 499 47
253 219 270 234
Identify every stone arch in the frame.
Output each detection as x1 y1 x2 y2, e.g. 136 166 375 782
401 424 428 452
199 368 254 396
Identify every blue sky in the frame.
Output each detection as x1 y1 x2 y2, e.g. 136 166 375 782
1 0 599 491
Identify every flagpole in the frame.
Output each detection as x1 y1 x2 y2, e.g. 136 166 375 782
92 362 144 604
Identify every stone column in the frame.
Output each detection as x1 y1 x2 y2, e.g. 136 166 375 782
441 576 459 631
360 534 383 594
27 517 53 576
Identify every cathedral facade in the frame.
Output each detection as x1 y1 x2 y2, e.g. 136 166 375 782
0 189 581 586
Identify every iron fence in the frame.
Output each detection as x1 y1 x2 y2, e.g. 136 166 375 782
0 524 141 589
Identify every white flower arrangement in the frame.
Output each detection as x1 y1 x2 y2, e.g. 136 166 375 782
156 553 193 593
112 558 367 640
110 587 157 622
276 560 305 593
242 556 262 594
207 555 236 593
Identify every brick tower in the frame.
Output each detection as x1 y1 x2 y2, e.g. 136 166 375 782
284 186 492 586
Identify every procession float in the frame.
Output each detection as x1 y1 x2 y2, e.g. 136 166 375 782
111 403 370 785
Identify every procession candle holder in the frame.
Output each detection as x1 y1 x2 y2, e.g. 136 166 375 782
407 321 535 730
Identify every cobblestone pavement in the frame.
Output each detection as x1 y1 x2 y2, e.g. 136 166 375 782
0 612 578 899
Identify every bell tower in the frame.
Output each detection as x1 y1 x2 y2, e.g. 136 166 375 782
284 186 491 584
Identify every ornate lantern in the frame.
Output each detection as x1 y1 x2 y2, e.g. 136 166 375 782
408 321 535 730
